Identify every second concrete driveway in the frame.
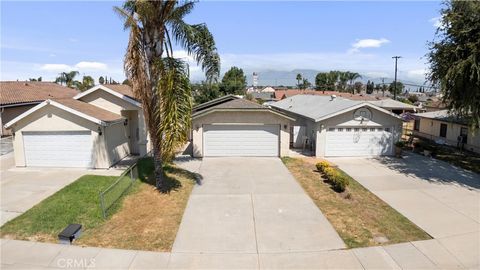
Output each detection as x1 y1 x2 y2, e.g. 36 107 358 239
172 157 345 254
330 154 480 268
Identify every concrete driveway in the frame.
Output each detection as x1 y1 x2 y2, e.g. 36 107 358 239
173 157 345 255
0 153 123 226
329 153 480 268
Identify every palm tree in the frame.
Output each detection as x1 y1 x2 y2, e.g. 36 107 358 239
115 0 220 191
346 72 362 94
296 73 302 87
338 72 349 92
55 71 79 88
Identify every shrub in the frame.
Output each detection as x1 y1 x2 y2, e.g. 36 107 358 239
395 141 405 148
320 165 350 192
315 161 330 172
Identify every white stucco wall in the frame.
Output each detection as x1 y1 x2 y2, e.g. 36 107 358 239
191 111 292 157
104 121 130 165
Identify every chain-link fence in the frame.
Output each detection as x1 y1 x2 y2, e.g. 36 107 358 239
99 162 139 218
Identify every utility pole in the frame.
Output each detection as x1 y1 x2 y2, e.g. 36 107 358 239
392 56 402 100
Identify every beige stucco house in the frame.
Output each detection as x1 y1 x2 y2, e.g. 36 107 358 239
4 84 149 168
191 94 403 158
191 96 295 157
413 110 480 153
271 95 403 157
0 81 78 136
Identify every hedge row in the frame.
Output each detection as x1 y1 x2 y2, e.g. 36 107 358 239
316 161 350 192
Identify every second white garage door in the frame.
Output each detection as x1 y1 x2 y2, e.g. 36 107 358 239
325 127 393 157
203 125 279 157
23 131 93 168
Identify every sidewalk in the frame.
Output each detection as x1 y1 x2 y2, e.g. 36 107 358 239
1 236 472 269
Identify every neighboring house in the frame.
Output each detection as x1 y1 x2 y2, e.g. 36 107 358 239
4 84 149 169
413 110 479 153
0 81 78 136
368 98 419 114
191 95 295 157
261 86 276 93
271 95 403 157
251 92 276 103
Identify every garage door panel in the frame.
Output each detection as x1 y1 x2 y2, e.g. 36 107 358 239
23 131 93 168
204 125 279 157
325 127 393 157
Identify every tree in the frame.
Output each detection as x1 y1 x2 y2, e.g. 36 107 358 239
374 83 381 94
28 77 42 82
296 73 302 87
55 71 79 88
75 76 95 91
219 67 246 95
388 81 405 96
315 72 328 92
122 79 131 86
298 78 311 90
366 80 374 94
346 72 361 94
115 0 220 191
428 1 480 126
337 72 349 92
192 82 220 104
408 94 419 103
98 76 105 84
354 81 363 94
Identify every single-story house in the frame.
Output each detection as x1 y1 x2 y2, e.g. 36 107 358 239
271 95 403 157
413 110 479 153
4 84 149 168
191 95 295 157
190 94 403 158
368 98 419 114
0 81 78 136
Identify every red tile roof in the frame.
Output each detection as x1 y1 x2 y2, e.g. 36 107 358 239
0 81 78 106
273 89 384 101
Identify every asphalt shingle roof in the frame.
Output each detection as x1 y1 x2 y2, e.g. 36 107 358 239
54 98 123 123
101 84 135 99
0 81 78 106
271 95 362 121
212 98 265 109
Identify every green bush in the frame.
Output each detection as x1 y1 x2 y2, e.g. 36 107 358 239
395 141 405 148
321 166 349 192
315 161 330 172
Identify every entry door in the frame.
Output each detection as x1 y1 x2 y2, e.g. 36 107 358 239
23 131 93 168
203 125 279 157
325 127 393 156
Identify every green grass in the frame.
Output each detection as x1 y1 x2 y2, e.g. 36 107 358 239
282 157 432 248
0 175 118 242
1 157 155 242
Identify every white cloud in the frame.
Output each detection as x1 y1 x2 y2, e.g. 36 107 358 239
40 64 72 72
349 38 390 53
430 17 443 28
74 61 107 70
405 68 429 82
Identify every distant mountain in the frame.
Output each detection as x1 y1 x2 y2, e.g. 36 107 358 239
242 69 429 92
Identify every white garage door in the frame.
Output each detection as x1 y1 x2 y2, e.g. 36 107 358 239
203 125 279 157
23 131 93 168
325 127 393 157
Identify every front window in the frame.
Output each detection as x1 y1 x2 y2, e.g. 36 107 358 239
414 119 420 131
440 123 447 138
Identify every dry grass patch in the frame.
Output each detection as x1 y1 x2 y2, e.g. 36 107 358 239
282 157 431 248
78 164 196 251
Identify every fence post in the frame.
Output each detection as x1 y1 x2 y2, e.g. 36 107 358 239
99 193 106 219
130 166 134 182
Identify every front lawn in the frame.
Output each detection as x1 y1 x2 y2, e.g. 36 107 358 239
282 157 431 248
1 158 197 251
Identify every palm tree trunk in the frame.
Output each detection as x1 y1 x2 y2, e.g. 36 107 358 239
150 133 165 191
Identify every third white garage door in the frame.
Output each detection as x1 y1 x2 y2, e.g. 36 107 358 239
203 124 279 157
325 127 393 157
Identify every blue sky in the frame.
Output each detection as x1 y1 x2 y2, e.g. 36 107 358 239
1 1 443 84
